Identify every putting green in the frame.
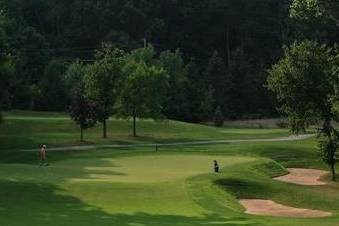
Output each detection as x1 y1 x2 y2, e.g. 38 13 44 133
0 154 255 183
0 154 255 217
72 155 255 182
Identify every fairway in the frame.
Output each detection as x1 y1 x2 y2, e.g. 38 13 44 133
0 113 339 226
0 111 291 151
2 0 339 225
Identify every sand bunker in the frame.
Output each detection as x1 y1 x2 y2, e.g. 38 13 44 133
239 199 331 218
274 168 328 186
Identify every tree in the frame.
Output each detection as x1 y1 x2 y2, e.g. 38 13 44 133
36 59 68 111
185 58 214 122
289 0 339 44
205 51 229 115
65 60 87 92
66 60 97 142
0 11 14 123
268 41 339 180
0 0 292 120
11 26 50 110
84 46 125 138
119 59 168 137
319 0 339 22
158 49 190 121
69 88 97 142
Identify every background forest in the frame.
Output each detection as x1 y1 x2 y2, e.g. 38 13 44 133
0 0 338 122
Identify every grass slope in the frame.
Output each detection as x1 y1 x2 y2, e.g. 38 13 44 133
0 111 290 151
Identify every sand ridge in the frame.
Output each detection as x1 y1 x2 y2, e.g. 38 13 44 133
239 199 332 218
274 168 328 186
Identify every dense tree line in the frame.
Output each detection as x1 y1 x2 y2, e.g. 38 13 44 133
0 0 291 122
0 0 338 123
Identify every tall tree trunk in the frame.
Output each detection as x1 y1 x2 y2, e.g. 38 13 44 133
331 162 336 181
133 113 136 137
323 117 336 181
103 119 107 139
80 127 84 142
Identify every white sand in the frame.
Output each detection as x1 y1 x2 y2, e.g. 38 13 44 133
274 168 328 186
239 199 331 218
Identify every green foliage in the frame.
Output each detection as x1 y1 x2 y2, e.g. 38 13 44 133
158 49 190 120
0 11 14 120
318 127 339 180
0 53 13 110
318 0 339 22
35 60 68 111
205 51 228 113
69 89 97 142
268 41 336 132
268 40 339 180
185 59 214 121
66 60 97 141
290 0 324 20
227 48 271 119
0 0 292 120
289 0 339 43
84 45 125 138
65 60 87 92
120 61 168 119
119 53 168 136
128 45 156 65
14 26 50 83
319 129 338 165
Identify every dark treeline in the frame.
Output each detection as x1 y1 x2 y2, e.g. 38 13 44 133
0 0 338 122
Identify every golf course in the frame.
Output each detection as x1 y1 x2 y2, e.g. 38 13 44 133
1 0 339 225
0 111 338 226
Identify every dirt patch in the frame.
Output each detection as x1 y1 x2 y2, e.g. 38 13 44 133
274 168 328 186
239 199 331 218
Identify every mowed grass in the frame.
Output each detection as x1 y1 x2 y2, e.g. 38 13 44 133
0 111 290 151
0 111 338 226
1 144 339 226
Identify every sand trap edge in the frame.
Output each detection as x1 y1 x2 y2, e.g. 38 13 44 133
239 199 332 218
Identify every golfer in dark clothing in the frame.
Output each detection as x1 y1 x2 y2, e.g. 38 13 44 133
214 160 219 173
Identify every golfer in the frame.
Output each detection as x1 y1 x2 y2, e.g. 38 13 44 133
214 160 219 173
39 144 48 166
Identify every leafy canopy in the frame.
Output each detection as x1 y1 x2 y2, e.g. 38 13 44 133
268 40 337 132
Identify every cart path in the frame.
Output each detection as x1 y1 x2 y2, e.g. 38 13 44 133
20 134 315 152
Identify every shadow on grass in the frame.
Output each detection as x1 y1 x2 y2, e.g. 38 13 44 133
0 181 259 226
0 157 127 184
215 178 270 199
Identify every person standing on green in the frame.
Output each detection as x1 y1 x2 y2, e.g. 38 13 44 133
39 145 49 166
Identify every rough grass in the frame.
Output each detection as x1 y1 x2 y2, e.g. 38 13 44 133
0 111 290 151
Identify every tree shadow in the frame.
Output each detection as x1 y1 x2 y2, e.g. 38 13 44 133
0 157 126 184
215 178 270 199
0 181 260 226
